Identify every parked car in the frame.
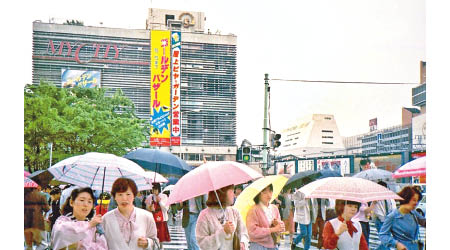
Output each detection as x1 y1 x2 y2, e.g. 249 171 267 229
416 193 426 217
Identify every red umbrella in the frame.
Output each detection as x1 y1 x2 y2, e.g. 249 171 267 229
24 176 39 188
393 156 426 178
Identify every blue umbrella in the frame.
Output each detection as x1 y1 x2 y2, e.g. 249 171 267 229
123 148 193 176
166 177 179 185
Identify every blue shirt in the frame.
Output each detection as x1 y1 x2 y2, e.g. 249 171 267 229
379 209 425 249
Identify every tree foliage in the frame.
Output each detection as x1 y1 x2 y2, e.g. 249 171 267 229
24 81 149 172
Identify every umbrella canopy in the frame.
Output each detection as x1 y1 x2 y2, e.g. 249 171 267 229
143 171 168 183
167 161 262 205
234 175 289 222
282 170 321 192
28 169 54 188
24 170 31 177
124 148 192 176
298 177 402 203
393 156 426 178
48 152 150 192
24 176 39 188
317 169 342 179
353 169 393 181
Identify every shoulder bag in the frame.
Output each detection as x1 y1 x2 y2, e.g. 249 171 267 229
412 212 425 250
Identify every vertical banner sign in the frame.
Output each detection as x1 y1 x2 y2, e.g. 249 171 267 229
150 30 172 146
171 31 181 146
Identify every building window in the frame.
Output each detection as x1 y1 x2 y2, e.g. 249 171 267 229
322 130 333 133
322 136 334 139
322 142 334 144
325 117 332 120
165 15 175 25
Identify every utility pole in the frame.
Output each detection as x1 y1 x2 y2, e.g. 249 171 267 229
262 73 270 175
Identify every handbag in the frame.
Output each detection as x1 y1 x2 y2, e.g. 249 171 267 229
232 231 240 250
232 208 241 250
412 212 425 250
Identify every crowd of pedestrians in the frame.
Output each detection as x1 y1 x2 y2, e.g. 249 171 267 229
24 176 425 250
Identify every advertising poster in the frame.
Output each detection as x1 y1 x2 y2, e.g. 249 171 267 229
170 31 181 146
61 69 101 88
276 161 295 175
355 154 402 173
297 160 315 173
317 158 350 176
150 30 172 146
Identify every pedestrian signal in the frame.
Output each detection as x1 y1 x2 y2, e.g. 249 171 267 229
270 133 281 148
242 146 251 162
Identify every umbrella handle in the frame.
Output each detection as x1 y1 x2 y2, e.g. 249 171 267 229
213 190 227 222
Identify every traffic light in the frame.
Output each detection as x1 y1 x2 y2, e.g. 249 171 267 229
270 133 281 148
242 146 251 162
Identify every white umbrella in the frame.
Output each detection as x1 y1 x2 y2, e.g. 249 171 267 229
298 177 402 203
353 169 393 181
48 152 150 192
143 171 169 184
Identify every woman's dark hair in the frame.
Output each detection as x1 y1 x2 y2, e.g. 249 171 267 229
152 183 161 193
234 185 243 192
206 184 234 207
111 177 138 198
335 199 361 216
253 184 273 204
61 187 95 219
398 186 423 205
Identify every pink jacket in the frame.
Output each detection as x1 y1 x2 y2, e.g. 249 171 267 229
246 204 281 248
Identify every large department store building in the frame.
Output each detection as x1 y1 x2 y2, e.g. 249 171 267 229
32 9 237 166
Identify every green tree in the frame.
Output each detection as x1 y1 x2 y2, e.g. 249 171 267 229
24 81 148 173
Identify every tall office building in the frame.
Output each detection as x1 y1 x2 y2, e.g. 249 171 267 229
31 8 237 166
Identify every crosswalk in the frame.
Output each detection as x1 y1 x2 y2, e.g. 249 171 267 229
164 221 426 250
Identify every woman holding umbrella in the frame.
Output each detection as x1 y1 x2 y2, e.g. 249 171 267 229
195 184 249 250
246 184 285 250
102 178 159 250
322 199 369 250
145 183 171 245
51 187 108 249
379 186 426 250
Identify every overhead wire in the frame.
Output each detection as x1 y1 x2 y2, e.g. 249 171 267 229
269 78 418 85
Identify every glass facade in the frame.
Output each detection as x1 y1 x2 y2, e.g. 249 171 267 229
32 22 237 147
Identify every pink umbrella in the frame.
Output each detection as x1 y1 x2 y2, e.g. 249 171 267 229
298 177 402 203
393 156 426 178
24 170 31 177
24 176 39 188
167 161 262 205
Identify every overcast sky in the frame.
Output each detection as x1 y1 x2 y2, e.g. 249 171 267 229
17 0 425 145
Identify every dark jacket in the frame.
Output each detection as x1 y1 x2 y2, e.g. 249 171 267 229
180 195 207 228
24 189 50 230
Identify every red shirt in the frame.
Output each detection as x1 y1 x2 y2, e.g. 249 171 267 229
322 217 369 250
